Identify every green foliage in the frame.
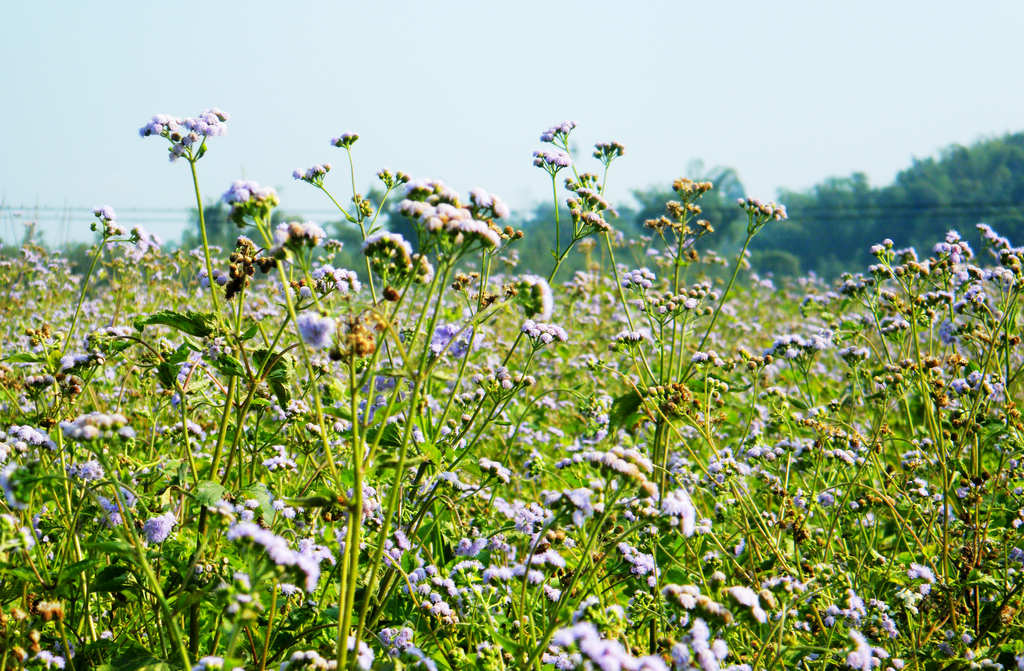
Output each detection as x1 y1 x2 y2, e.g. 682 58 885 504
4 114 1024 671
754 133 1024 275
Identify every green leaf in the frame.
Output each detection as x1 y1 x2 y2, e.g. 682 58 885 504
57 558 103 586
209 354 246 378
135 310 216 337
253 348 292 381
194 480 226 506
91 564 133 593
156 361 177 389
240 482 275 521
366 422 403 449
323 405 353 421
83 541 135 557
165 342 195 364
270 380 290 407
3 352 44 363
253 348 294 404
109 644 170 671
609 390 644 434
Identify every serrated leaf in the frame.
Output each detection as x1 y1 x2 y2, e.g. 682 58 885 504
135 310 216 337
240 482 275 521
3 352 44 363
157 361 177 389
194 480 226 506
209 354 246 378
270 380 290 406
367 422 403 449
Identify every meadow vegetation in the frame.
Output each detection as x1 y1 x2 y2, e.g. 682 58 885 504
1 110 1023 670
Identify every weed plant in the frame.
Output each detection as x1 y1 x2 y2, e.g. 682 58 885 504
0 111 1023 670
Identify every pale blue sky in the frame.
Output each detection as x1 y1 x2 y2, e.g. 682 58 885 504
2 0 1023 243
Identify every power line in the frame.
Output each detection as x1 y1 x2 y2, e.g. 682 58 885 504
0 205 349 216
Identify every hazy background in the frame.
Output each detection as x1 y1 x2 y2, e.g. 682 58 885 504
2 0 1023 245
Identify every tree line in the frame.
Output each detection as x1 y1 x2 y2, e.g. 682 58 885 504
28 132 1024 280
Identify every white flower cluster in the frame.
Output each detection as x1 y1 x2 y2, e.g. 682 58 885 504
521 319 568 344
274 221 327 249
60 412 131 441
400 199 501 247
621 267 656 290
312 264 361 295
398 179 508 248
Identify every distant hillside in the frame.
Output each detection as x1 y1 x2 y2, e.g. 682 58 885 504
751 133 1024 276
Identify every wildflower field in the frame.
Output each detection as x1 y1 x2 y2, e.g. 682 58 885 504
2 110 1024 671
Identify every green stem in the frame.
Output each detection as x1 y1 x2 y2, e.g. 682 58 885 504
188 159 224 323
682 231 754 380
61 234 108 358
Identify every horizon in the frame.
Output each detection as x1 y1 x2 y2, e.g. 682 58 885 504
3 1 1024 245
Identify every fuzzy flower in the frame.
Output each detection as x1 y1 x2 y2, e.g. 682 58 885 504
540 120 576 143
274 220 327 249
139 108 228 161
906 563 935 583
430 323 473 358
533 150 572 174
191 657 224 671
312 264 361 295
549 621 667 671
92 205 116 222
67 459 104 482
479 457 511 483
7 425 56 451
468 187 511 219
262 445 298 472
143 511 177 544
621 267 656 290
60 412 129 441
222 180 279 225
222 180 277 206
349 637 375 670
522 319 568 345
661 488 697 536
296 313 335 349
331 132 359 148
362 231 421 281
846 629 888 671
593 141 625 163
0 464 25 510
293 163 331 184
226 522 322 592
611 328 649 350
727 585 767 623
32 651 66 669
398 180 505 247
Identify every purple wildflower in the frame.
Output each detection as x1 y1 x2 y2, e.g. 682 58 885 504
296 313 335 349
143 511 177 544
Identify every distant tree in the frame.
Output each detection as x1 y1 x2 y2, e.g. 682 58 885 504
752 133 1024 276
630 159 747 246
182 202 235 251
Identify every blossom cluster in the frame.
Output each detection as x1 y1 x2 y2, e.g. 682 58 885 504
138 108 228 160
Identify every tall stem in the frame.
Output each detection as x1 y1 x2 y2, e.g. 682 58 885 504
188 159 224 321
682 232 754 381
61 234 107 358
551 174 561 260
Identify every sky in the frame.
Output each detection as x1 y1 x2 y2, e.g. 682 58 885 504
2 0 1023 244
